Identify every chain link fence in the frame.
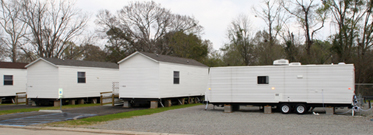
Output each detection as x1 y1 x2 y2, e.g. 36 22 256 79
355 83 373 97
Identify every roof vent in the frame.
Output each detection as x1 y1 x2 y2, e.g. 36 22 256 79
273 59 289 66
338 62 345 65
289 62 301 66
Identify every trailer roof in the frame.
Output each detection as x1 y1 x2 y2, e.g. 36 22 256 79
0 62 28 69
209 63 354 68
26 58 119 69
118 51 208 67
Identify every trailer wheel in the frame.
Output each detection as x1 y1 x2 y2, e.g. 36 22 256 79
295 104 307 114
280 104 291 114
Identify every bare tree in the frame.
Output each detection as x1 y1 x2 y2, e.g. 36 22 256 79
358 0 373 57
253 0 286 46
326 0 366 62
96 1 202 53
226 14 255 65
325 0 373 84
19 0 88 60
281 0 328 55
0 0 27 62
0 32 9 61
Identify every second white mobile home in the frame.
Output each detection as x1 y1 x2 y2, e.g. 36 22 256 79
118 52 209 108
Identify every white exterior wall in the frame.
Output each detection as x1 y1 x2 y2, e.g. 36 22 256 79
27 61 59 98
306 65 354 104
207 66 285 103
58 66 119 98
27 60 119 99
159 62 208 98
0 68 27 96
207 64 355 104
119 54 160 98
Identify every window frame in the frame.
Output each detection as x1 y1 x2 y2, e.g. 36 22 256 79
257 76 269 84
77 72 86 83
173 71 180 84
3 75 13 86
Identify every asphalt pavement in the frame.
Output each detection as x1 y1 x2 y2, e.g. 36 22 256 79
0 105 146 126
0 104 46 111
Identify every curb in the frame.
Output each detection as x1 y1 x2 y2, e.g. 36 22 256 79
38 110 63 113
0 125 191 135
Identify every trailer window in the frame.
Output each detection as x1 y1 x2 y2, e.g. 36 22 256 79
257 76 269 84
78 72 86 83
174 71 179 84
3 75 13 85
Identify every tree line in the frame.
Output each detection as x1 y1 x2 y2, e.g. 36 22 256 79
216 0 373 95
0 0 372 93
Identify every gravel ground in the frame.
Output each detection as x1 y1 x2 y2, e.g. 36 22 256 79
88 105 373 135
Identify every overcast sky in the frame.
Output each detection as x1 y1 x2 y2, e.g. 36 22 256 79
75 0 332 50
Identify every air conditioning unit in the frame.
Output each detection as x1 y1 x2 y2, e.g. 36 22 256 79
289 62 301 66
273 59 289 66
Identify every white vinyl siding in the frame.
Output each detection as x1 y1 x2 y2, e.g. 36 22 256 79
118 53 208 99
159 62 208 98
119 54 160 98
27 60 119 99
306 65 354 104
27 60 59 98
0 68 27 96
58 66 119 98
231 66 283 103
207 64 355 104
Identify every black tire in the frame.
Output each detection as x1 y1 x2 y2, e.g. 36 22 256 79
280 104 291 114
295 104 307 114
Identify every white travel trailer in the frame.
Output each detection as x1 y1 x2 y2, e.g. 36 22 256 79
26 58 119 105
206 59 355 114
0 62 27 103
118 51 209 108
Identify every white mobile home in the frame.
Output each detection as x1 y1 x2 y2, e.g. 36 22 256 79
206 60 355 114
118 52 208 108
0 62 27 103
26 58 119 105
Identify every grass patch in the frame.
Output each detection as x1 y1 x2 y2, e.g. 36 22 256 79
48 103 202 126
0 103 100 115
0 103 14 106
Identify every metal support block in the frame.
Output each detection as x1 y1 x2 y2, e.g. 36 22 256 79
78 99 84 104
179 98 185 105
0 98 2 104
224 104 232 113
123 100 131 108
325 107 335 115
91 98 97 104
69 100 76 105
165 99 172 107
264 105 272 114
31 100 36 106
150 100 158 109
369 100 371 109
54 100 60 107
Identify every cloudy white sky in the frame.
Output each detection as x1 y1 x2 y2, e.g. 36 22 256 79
75 0 332 50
